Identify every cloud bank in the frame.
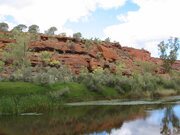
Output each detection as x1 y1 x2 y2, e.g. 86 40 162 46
104 0 180 57
0 0 126 35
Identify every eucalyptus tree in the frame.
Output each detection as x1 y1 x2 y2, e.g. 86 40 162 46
0 22 9 31
158 37 180 72
28 24 40 33
45 26 57 35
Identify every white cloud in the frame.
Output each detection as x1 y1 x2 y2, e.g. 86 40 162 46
0 0 126 34
110 118 160 135
117 14 128 22
97 0 126 9
104 0 180 58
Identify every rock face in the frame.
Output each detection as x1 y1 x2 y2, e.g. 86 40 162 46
0 32 180 74
98 45 120 61
122 47 151 61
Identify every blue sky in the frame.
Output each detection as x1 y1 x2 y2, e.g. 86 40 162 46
0 0 180 59
64 0 139 39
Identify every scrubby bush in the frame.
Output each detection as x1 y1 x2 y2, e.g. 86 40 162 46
22 67 33 82
85 76 104 93
0 22 9 32
50 60 60 66
0 61 5 73
59 32 66 37
135 60 159 74
73 32 82 42
49 87 69 101
115 76 133 93
105 37 110 43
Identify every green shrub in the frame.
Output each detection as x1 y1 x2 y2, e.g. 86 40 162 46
22 67 33 82
50 60 60 66
135 60 158 74
49 87 69 101
0 61 5 73
85 78 104 93
115 76 133 93
8 69 23 81
73 32 82 42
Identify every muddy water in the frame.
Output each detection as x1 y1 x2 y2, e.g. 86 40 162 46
0 96 179 135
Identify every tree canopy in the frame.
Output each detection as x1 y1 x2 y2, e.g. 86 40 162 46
45 26 57 35
12 24 27 32
0 22 9 32
73 32 82 42
28 24 40 33
158 37 180 72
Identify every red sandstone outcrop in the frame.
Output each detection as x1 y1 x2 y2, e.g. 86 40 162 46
122 47 151 61
98 45 120 61
0 32 179 74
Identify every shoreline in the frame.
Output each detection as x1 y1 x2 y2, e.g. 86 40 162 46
0 81 179 115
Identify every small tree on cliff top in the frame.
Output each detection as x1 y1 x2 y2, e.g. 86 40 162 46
73 32 82 42
45 26 57 35
0 22 9 32
12 24 27 32
28 24 40 33
158 37 180 72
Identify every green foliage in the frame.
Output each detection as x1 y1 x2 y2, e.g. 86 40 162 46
49 87 69 101
33 72 55 86
19 95 51 113
39 51 51 59
8 69 23 81
50 60 61 66
32 66 74 85
12 24 27 32
3 32 31 69
0 22 9 31
0 97 16 114
73 32 82 42
158 37 180 72
105 37 111 43
45 26 57 35
59 32 66 37
0 60 5 73
93 38 104 44
116 60 127 75
84 40 91 50
97 52 103 58
135 60 159 74
67 40 75 51
0 82 47 96
22 67 33 82
28 24 39 33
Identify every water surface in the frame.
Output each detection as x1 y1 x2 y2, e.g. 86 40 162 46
0 96 179 135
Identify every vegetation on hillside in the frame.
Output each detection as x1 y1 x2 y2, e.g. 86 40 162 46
0 22 180 114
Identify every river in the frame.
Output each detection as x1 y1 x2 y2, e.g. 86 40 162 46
0 96 179 135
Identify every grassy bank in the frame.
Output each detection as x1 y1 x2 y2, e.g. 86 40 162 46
0 79 179 115
0 82 120 114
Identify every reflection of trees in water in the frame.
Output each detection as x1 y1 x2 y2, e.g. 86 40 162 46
161 107 180 135
0 105 146 135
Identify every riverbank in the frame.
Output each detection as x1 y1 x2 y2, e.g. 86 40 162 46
0 81 179 115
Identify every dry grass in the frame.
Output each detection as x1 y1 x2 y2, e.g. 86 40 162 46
153 89 177 97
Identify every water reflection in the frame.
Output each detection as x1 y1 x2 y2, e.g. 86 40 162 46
161 107 180 135
108 105 180 135
0 103 179 135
